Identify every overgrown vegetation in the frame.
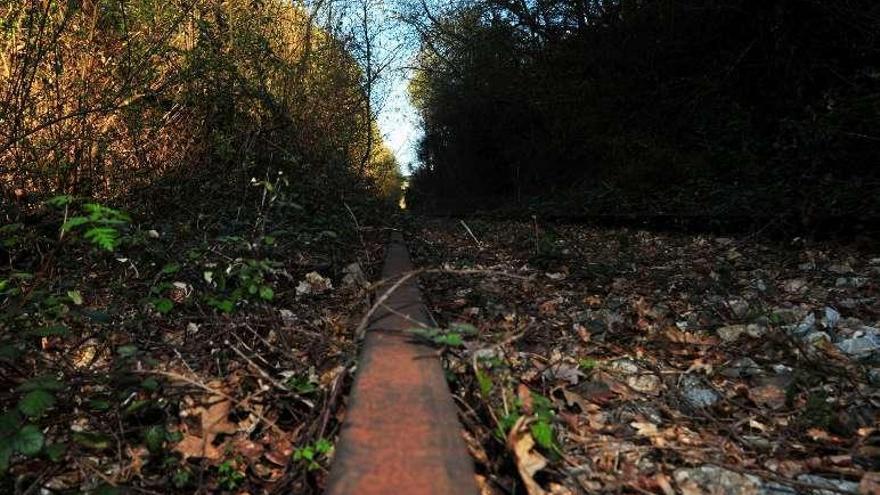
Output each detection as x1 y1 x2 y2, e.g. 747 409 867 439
1 0 400 492
405 0 880 233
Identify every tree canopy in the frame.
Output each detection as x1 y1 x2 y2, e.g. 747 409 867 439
406 0 880 232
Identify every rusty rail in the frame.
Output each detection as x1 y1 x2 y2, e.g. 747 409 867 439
326 233 478 495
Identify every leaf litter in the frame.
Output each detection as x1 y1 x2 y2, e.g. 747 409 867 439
407 218 880 494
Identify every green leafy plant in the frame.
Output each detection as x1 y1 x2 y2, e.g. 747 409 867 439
409 321 478 348
285 374 319 395
578 358 598 372
0 377 64 473
217 459 245 490
0 411 45 474
204 258 279 313
493 388 559 454
292 438 334 471
50 197 131 251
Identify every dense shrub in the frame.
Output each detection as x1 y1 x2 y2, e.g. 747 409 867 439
0 0 401 210
406 0 880 229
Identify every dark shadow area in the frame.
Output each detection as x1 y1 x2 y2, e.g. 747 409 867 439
404 0 880 238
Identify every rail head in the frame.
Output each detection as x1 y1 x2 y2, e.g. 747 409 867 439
325 233 478 495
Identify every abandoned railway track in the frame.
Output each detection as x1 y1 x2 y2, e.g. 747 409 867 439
326 233 478 494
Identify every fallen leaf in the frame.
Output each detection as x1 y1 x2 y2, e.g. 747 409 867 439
507 416 548 495
631 421 659 437
664 327 718 346
174 396 237 460
518 384 534 415
749 384 786 410
860 472 880 495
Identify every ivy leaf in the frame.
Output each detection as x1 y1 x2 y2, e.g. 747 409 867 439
0 411 20 437
161 263 180 275
476 367 493 396
116 345 138 358
259 286 274 301
17 375 65 392
144 425 166 453
0 343 23 362
315 438 333 455
44 443 67 462
436 333 464 347
152 298 174 314
88 399 112 411
83 310 111 323
208 298 235 313
13 425 44 456
27 325 70 338
72 431 112 451
18 389 55 418
141 377 160 391
67 290 83 305
449 322 478 335
0 442 11 474
529 420 555 451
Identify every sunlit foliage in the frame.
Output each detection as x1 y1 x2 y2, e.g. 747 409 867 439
0 0 400 204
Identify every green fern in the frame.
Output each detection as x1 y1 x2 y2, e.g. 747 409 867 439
50 198 130 251
83 227 119 251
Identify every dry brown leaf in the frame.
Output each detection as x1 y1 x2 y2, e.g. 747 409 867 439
559 388 594 413
749 384 786 410
539 299 558 316
125 446 149 477
203 398 238 435
174 397 238 460
235 439 265 462
263 434 294 467
518 384 534 415
663 327 718 346
860 472 880 495
631 421 659 437
176 434 222 460
475 474 503 495
655 473 676 495
507 416 548 495
583 295 602 307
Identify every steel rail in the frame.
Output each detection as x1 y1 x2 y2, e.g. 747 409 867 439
326 232 478 495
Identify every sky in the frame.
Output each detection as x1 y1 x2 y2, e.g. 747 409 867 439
321 0 422 174
376 70 421 174
362 0 423 175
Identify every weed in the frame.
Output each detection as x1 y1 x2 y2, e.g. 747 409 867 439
409 322 478 348
217 460 245 490
293 438 334 471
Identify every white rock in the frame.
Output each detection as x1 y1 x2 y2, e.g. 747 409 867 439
718 324 766 342
680 375 719 409
827 263 854 274
341 262 367 288
728 299 750 319
606 358 661 394
296 271 333 297
836 276 868 288
721 357 764 378
674 465 762 495
836 327 880 358
823 307 841 329
795 475 858 495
